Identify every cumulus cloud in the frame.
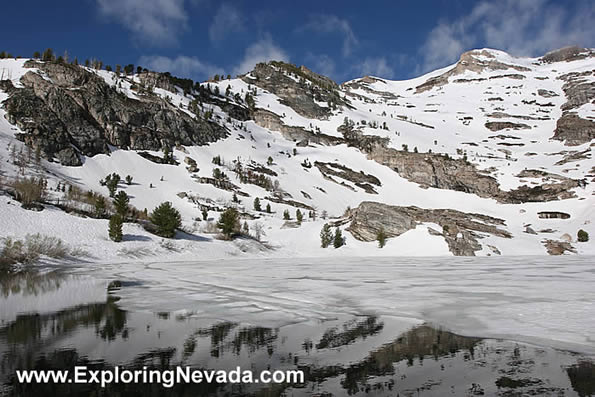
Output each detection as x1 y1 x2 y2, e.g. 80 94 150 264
418 0 595 73
299 15 358 57
138 55 223 80
357 57 394 79
233 35 289 76
96 0 188 45
208 3 244 42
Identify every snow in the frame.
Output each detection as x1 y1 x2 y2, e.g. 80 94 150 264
1 50 594 259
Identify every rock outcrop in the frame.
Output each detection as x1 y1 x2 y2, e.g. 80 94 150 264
1 60 228 165
314 161 381 194
540 46 595 63
552 69 595 145
485 121 531 131
253 109 342 145
415 50 530 94
243 61 348 119
347 201 512 256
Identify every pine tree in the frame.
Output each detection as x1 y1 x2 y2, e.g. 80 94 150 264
333 228 345 248
125 175 133 185
106 178 118 197
283 210 290 220
266 203 271 213
94 196 106 218
377 227 387 248
113 190 129 218
267 156 273 166
320 224 332 248
217 208 240 239
253 197 261 211
109 214 123 242
150 202 182 238
578 229 589 242
296 209 303 224
42 48 54 62
242 221 249 235
202 208 208 221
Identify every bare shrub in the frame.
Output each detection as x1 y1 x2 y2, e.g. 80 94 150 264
200 220 220 234
12 177 47 206
0 234 82 266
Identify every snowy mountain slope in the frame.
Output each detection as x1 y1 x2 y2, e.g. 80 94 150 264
0 46 593 259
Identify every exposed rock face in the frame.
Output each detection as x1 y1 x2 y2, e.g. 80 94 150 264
537 89 558 98
415 50 530 93
347 201 512 256
137 71 177 92
314 161 381 194
541 46 594 63
243 62 348 119
485 121 531 131
184 156 198 173
1 61 228 165
543 239 576 255
552 70 595 145
363 144 502 198
553 112 595 146
505 170 580 202
538 211 571 219
253 109 342 145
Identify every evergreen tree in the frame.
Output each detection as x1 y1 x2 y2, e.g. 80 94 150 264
320 224 332 248
333 228 345 248
283 209 290 220
109 214 123 242
42 48 54 61
578 229 589 242
163 147 173 164
266 203 271 213
217 208 240 239
253 197 261 211
150 202 182 238
113 190 129 218
94 196 106 218
267 156 273 166
242 221 249 235
377 227 387 248
125 175 133 185
202 208 208 221
296 209 303 224
106 177 118 197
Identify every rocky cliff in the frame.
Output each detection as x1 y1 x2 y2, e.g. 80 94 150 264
2 61 228 165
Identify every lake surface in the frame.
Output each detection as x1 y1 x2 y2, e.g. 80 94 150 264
1 256 594 396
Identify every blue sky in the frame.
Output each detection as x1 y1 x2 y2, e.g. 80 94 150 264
2 0 594 83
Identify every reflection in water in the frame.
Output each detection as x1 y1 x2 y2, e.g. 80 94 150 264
0 271 593 396
567 361 595 397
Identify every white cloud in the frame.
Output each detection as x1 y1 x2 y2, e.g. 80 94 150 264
232 35 289 76
357 57 394 79
299 15 358 57
418 0 595 73
138 55 223 80
208 3 243 42
96 0 188 45
305 53 336 79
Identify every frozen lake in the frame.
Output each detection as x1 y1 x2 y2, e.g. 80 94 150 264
1 256 594 396
77 255 595 354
